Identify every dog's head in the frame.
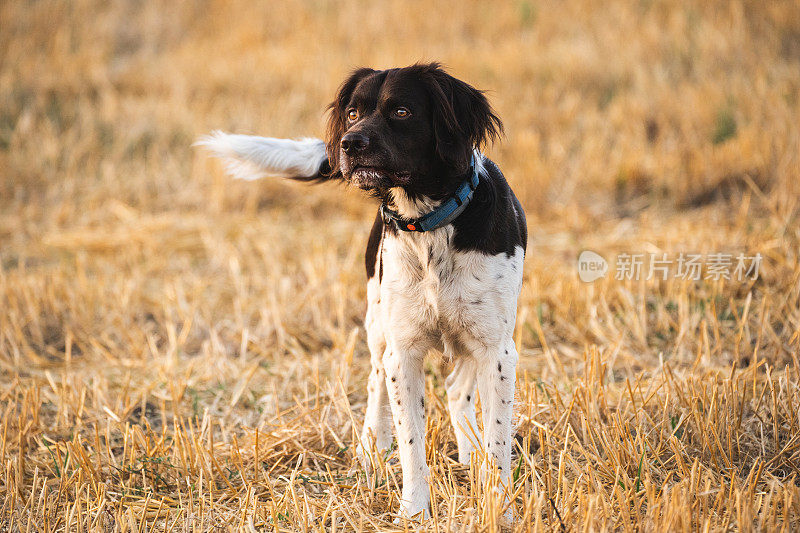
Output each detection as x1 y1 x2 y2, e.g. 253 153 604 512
325 63 502 199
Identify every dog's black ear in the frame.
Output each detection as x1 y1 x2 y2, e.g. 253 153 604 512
326 67 375 175
422 64 503 172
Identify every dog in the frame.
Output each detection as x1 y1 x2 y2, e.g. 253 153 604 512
198 63 527 520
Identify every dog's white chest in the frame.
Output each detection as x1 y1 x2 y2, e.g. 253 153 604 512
379 229 524 354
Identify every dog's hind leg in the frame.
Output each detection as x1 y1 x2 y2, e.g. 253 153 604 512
357 277 393 466
445 356 481 463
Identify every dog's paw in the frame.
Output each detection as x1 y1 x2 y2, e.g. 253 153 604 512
499 495 517 525
393 501 431 524
393 490 431 523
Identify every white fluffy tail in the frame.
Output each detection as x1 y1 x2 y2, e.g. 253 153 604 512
195 131 328 181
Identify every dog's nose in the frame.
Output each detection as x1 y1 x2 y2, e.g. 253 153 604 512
341 133 369 155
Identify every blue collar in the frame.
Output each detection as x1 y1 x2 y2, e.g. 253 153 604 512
381 155 480 233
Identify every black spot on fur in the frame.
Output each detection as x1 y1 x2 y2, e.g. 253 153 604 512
497 363 502 372
391 376 396 382
466 395 471 402
496 419 501 424
409 438 414 444
420 397 425 408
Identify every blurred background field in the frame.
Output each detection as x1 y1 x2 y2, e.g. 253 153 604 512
1 0 800 530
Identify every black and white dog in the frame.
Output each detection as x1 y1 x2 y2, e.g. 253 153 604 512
199 63 527 519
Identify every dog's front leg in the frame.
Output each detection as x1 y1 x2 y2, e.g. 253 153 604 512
357 279 393 468
383 346 430 520
476 340 518 494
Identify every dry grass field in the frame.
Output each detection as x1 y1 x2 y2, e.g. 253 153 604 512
2 0 800 530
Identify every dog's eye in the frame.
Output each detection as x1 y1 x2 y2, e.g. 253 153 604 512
394 107 411 118
347 108 358 122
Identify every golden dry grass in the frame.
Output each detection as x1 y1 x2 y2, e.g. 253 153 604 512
2 0 800 530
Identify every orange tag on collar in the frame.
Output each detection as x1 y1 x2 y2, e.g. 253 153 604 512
407 223 416 231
